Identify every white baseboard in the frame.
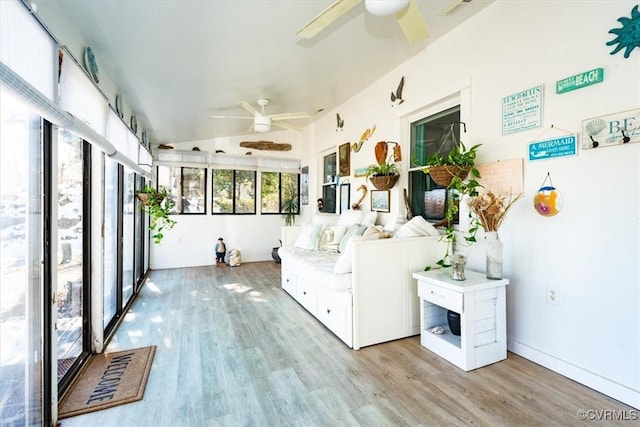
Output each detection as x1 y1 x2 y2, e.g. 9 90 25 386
508 338 639 409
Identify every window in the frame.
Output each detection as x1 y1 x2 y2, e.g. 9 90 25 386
261 172 300 214
321 152 337 213
212 169 256 214
156 166 206 214
408 106 460 222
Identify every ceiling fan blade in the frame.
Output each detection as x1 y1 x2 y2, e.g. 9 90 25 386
210 114 254 120
296 0 362 39
269 112 310 121
395 0 429 43
272 121 302 132
239 101 261 116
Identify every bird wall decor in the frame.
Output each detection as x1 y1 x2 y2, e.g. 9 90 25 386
351 125 376 153
391 76 405 106
336 113 345 131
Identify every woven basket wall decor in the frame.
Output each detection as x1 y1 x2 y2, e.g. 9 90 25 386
428 165 470 187
369 174 399 190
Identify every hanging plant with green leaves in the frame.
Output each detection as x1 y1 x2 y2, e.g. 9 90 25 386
137 185 177 244
421 123 483 269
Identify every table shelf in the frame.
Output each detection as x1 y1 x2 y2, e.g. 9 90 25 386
414 269 509 371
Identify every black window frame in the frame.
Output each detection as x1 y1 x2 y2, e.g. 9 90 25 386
211 169 257 215
408 105 461 223
260 171 300 215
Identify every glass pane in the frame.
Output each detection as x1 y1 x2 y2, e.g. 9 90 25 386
0 89 44 426
323 153 337 184
212 169 233 213
281 173 299 214
122 168 134 305
235 170 256 214
56 129 84 380
182 167 205 213
157 165 181 213
261 172 279 213
410 106 460 168
103 158 118 329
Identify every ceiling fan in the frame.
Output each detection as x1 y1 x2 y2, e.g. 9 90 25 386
296 0 429 43
211 98 309 133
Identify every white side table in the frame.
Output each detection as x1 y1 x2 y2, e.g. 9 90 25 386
413 269 509 371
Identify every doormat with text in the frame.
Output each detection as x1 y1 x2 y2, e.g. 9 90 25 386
58 345 156 419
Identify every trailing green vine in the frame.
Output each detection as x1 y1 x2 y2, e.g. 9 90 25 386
138 185 177 244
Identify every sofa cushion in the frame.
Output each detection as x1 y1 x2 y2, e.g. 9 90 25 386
337 209 365 227
338 224 366 253
319 225 347 252
294 224 324 250
394 216 440 238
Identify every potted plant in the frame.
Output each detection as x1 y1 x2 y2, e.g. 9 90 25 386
365 156 400 190
422 141 481 187
422 142 483 268
137 185 177 244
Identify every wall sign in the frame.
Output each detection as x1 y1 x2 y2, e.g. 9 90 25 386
556 68 604 94
528 135 578 162
582 108 640 150
502 85 543 134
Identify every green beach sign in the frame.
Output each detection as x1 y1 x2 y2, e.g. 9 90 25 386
556 68 604 94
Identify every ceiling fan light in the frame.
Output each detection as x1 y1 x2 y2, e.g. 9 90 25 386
365 0 410 16
254 115 272 133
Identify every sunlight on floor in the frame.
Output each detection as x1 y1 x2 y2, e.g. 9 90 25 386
145 280 162 293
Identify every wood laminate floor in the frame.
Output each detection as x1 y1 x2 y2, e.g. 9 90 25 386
60 262 636 427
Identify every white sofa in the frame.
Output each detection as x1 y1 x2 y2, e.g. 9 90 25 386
278 214 448 350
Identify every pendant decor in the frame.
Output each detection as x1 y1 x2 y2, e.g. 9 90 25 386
534 173 562 217
485 231 503 280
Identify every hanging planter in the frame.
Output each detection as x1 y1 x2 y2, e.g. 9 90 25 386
135 186 176 244
136 192 165 206
369 174 399 190
427 165 470 187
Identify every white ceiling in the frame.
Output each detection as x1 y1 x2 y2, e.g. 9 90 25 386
42 0 495 146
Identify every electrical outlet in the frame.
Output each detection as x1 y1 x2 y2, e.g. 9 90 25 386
546 287 560 305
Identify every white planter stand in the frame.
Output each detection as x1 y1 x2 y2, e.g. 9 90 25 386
413 269 509 371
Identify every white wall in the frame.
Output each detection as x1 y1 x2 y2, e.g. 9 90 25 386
150 130 304 269
303 1 639 408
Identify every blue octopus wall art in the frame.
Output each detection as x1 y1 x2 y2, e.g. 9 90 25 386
606 5 640 58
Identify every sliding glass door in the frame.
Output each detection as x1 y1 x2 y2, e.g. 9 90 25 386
0 90 46 425
55 130 90 386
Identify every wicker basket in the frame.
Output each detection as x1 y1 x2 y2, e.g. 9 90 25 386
369 174 399 190
428 165 470 187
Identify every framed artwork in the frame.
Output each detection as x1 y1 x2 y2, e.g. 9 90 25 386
340 183 350 213
371 190 390 213
300 166 309 205
338 142 350 176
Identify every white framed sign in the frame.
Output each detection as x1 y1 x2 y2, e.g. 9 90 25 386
582 108 639 150
502 85 543 134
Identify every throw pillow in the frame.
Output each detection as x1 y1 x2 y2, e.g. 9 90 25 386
293 224 323 250
338 224 366 253
337 209 365 227
318 225 347 252
394 216 440 238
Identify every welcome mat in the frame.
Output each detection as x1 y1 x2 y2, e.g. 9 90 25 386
59 345 156 419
